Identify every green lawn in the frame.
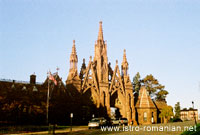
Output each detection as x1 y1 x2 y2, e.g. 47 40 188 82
181 124 200 135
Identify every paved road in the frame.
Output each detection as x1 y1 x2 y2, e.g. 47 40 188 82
56 121 198 135
5 121 198 135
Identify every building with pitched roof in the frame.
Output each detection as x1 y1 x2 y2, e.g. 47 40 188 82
0 21 168 125
135 86 157 124
65 22 167 125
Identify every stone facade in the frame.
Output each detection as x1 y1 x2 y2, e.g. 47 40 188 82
0 22 167 125
135 86 157 125
66 22 163 125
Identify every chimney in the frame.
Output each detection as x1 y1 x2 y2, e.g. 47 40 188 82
30 74 36 85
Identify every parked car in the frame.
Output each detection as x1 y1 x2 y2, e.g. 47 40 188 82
111 118 120 125
119 118 128 125
88 117 107 129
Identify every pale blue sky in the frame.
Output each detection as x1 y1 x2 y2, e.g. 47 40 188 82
0 0 200 114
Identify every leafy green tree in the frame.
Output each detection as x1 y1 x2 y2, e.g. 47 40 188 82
174 102 181 118
141 74 168 100
133 72 141 93
159 105 174 123
156 89 169 101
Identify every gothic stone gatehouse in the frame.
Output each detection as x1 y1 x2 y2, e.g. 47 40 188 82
0 22 167 125
66 21 166 125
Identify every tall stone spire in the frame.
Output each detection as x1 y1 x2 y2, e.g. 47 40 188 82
121 49 129 76
98 21 104 41
66 40 81 92
94 21 108 82
70 40 78 71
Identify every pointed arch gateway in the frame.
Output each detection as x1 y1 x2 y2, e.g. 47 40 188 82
81 60 135 122
81 58 101 108
109 61 127 118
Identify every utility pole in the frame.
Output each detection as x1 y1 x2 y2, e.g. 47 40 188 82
47 76 50 125
192 101 197 125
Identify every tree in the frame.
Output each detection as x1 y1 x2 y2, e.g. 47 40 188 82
133 72 141 94
155 89 169 101
174 102 181 119
159 105 174 123
141 74 168 100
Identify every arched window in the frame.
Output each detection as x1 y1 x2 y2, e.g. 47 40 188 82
22 86 26 91
103 91 106 107
151 112 154 123
129 94 131 107
33 86 38 92
144 112 147 122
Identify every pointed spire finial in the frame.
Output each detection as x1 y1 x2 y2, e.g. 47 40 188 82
70 40 78 66
71 40 76 54
89 56 92 61
116 60 118 65
121 49 128 76
98 21 104 41
123 49 127 62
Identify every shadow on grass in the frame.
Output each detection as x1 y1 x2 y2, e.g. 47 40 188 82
181 124 200 135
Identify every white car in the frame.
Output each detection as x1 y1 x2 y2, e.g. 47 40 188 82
88 118 107 129
111 118 120 125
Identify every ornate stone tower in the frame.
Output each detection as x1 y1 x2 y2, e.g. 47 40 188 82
66 40 81 91
121 49 136 123
93 21 110 113
94 21 109 82
71 21 138 123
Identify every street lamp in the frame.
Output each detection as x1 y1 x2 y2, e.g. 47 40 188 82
192 101 197 125
70 113 73 132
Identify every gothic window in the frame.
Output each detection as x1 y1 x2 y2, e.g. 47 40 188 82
109 75 112 81
103 91 106 106
144 112 147 122
33 86 38 92
151 112 154 123
90 96 94 102
11 84 15 89
129 94 131 107
88 70 92 79
22 86 26 91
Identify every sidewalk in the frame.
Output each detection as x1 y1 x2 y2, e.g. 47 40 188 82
5 126 88 135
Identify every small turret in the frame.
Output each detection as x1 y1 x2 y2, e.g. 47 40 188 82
121 49 129 76
66 40 81 92
69 40 78 72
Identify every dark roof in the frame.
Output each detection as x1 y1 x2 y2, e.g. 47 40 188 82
181 108 198 111
154 100 167 110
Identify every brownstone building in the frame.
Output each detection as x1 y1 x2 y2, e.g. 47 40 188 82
66 21 166 125
0 21 167 125
135 86 157 125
